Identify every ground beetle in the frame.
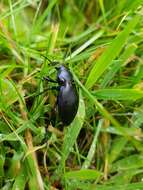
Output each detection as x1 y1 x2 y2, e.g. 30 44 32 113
44 65 79 126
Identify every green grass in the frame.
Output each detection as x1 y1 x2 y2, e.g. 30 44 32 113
0 0 143 189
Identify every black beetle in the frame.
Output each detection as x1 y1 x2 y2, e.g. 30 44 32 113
44 65 79 126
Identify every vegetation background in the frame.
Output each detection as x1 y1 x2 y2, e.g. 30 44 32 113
0 0 143 189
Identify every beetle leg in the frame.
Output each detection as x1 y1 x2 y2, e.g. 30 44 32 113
25 86 59 99
35 86 59 96
45 86 59 91
43 76 57 83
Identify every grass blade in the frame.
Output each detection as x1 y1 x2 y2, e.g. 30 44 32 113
93 89 143 100
85 15 140 89
64 169 102 180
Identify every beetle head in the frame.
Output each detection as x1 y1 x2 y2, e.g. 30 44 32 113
57 65 73 85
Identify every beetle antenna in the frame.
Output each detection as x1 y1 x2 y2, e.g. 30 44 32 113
40 54 61 67
64 45 72 61
40 54 53 64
